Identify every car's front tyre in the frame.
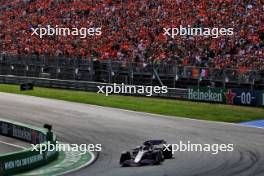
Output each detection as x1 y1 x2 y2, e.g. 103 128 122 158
120 151 131 167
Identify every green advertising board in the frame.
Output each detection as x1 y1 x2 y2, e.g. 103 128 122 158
262 92 264 106
188 87 225 103
0 119 58 176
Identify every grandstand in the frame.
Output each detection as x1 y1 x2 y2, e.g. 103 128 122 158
0 0 263 88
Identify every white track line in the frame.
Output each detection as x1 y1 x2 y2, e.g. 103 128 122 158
0 140 27 149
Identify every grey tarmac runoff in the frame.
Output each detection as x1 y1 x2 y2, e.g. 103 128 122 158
0 92 263 176
0 142 20 154
0 135 30 154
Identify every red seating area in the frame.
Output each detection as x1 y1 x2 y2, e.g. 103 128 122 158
0 0 263 70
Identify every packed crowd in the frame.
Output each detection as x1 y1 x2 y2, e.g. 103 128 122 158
0 0 263 71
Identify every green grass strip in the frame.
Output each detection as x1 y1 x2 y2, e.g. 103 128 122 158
0 84 263 123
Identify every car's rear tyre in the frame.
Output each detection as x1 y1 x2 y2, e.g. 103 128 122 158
163 145 173 159
153 151 162 165
160 151 165 162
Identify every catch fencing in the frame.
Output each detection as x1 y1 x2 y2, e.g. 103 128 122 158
0 54 263 89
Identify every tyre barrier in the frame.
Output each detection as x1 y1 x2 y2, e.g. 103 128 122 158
0 119 58 176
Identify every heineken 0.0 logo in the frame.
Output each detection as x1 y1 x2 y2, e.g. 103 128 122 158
188 87 224 103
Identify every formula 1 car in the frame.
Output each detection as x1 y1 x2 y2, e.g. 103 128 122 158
143 140 173 159
119 140 173 167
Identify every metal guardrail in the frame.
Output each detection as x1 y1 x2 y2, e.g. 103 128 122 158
0 75 263 107
0 75 188 99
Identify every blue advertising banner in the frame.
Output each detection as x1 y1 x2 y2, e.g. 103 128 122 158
230 89 261 106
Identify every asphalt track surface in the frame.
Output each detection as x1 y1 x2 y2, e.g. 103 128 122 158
0 143 19 154
0 92 264 176
0 136 30 154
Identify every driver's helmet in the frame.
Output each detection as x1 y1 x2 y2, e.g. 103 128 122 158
143 142 153 150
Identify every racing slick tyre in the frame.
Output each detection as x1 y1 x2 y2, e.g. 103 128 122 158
120 151 131 167
163 144 173 159
155 149 165 162
153 151 163 165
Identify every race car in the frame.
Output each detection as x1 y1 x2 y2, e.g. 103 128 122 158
143 140 173 159
119 140 173 167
